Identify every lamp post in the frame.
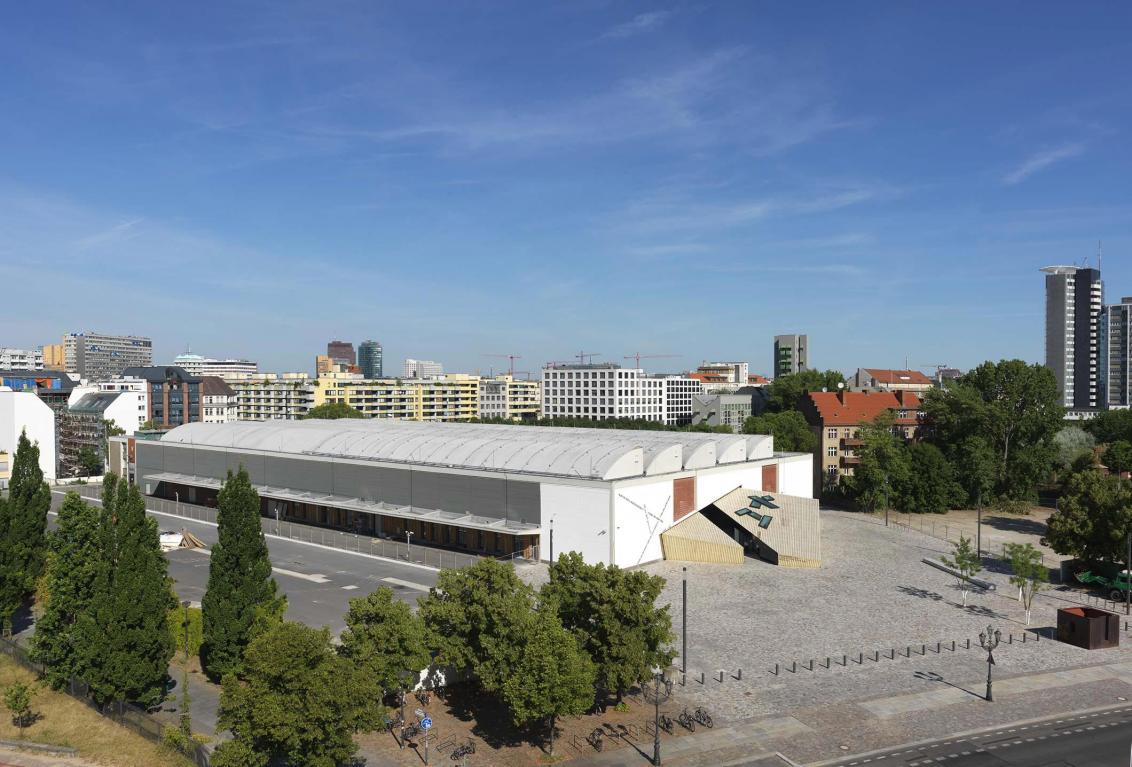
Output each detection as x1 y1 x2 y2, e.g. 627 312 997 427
1126 530 1130 616
398 671 409 749
976 489 982 559
549 518 554 565
180 600 191 737
649 665 670 766
174 490 180 515
681 567 687 675
406 530 413 562
978 625 1001 702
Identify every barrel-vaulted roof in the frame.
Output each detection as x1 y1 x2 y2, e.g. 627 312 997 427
159 420 774 481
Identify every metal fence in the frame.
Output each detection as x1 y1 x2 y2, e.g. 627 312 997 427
67 483 538 572
886 511 1057 571
0 637 210 766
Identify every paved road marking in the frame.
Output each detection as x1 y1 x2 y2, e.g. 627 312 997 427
183 547 331 583
342 585 358 590
382 577 431 591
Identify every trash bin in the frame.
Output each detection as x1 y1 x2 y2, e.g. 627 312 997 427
1057 607 1120 650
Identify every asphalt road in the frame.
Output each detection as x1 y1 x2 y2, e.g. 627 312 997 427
49 490 439 635
821 705 1132 767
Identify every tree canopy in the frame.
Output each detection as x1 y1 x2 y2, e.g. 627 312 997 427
1085 409 1132 445
742 410 817 453
1043 469 1132 564
765 370 846 413
302 402 365 420
338 586 430 725
541 552 672 701
30 493 102 688
202 468 285 682
417 558 534 692
73 474 175 707
0 430 51 630
901 442 963 514
844 412 910 512
212 621 369 767
924 360 1063 501
1104 441 1132 476
1052 427 1095 472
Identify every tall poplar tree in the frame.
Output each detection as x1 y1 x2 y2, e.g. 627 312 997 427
0 431 51 630
73 474 175 707
30 493 102 687
202 468 284 681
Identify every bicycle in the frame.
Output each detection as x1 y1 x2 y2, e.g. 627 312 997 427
658 713 674 734
451 742 476 760
677 708 696 732
693 707 713 728
403 723 422 740
416 689 432 706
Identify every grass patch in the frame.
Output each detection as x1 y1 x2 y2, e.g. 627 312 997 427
0 654 194 767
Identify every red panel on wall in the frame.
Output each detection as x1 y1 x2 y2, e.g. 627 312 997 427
762 464 778 493
673 477 696 521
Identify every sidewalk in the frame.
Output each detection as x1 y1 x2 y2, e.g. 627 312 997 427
571 658 1132 767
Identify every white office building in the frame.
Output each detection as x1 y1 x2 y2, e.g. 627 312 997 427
0 348 44 371
172 353 258 379
403 359 444 378
541 364 701 425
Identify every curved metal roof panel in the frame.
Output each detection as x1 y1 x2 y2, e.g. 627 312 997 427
159 420 772 480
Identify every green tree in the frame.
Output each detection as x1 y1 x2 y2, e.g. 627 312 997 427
202 468 284 682
338 587 430 725
0 431 51 631
844 412 910 512
72 474 176 708
1105 440 1132 476
1043 470 1132 564
924 360 1063 501
1052 426 1095 472
941 535 982 607
3 682 33 737
951 436 996 508
77 446 103 477
766 370 846 412
1005 543 1048 625
742 410 818 453
1085 408 1132 445
901 442 962 514
302 402 364 420
500 605 595 757
29 494 102 688
542 552 673 702
212 621 369 767
417 559 534 693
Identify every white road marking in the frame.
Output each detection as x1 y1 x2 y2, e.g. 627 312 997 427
382 577 431 592
342 585 358 590
183 547 331 583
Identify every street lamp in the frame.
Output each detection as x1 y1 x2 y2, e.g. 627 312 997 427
397 670 410 749
180 600 191 737
1126 530 1130 616
978 625 1001 702
406 530 414 562
644 664 672 766
174 490 180 514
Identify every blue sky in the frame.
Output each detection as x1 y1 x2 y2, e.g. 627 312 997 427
2 2 1131 376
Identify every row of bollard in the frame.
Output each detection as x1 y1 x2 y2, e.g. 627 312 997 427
769 632 1042 676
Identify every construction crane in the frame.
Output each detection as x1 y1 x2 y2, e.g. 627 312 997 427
484 354 522 376
624 352 678 369
575 351 601 364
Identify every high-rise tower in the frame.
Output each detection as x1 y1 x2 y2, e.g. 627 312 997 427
1042 265 1103 409
358 340 383 379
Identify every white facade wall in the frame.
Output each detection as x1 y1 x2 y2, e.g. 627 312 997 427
611 477 677 567
539 483 611 564
778 454 812 497
403 359 443 378
173 355 258 378
0 348 44 371
541 366 669 422
0 388 56 480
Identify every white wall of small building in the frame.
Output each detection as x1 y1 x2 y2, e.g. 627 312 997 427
539 482 611 565
0 388 56 480
105 391 145 435
777 453 813 497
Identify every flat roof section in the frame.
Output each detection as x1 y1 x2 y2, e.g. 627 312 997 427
158 420 776 481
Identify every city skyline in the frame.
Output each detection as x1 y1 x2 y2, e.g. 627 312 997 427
1 3 1131 373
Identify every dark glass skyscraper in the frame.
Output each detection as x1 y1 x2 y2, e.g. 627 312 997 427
358 340 383 379
1042 266 1103 409
327 340 355 366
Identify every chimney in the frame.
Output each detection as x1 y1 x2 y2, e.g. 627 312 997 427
837 390 846 405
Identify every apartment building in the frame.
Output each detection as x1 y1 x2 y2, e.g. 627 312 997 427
172 353 258 378
692 391 758 432
773 334 808 377
42 343 65 370
850 368 935 395
661 375 702 426
313 372 480 421
201 376 238 423
0 348 43 371
799 389 924 495
1042 265 1103 410
63 332 153 381
120 366 203 428
0 450 8 490
1104 297 1132 409
227 373 315 421
479 375 541 421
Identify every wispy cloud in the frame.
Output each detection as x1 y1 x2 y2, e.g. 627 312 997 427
1003 142 1085 185
625 243 711 258
602 11 673 40
73 218 144 251
707 262 868 277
